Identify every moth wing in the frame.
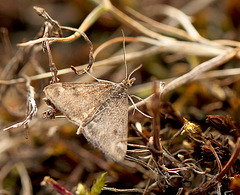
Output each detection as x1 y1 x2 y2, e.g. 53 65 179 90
44 82 113 128
81 95 128 161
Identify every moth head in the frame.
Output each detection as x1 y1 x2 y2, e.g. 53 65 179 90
121 77 136 89
42 98 57 119
122 64 142 89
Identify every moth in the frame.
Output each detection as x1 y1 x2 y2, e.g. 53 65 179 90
42 29 147 161
43 73 136 161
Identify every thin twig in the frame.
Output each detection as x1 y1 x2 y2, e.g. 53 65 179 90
129 49 238 110
0 45 161 85
216 137 240 180
93 36 138 59
18 5 105 47
138 36 228 56
143 178 152 195
102 0 174 41
126 7 194 41
44 40 59 83
148 80 162 161
102 187 153 194
2 77 37 131
161 49 238 96
144 4 201 40
61 26 94 72
15 162 33 195
205 140 223 172
190 137 240 194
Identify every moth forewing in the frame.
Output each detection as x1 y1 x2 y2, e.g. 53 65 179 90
43 81 130 161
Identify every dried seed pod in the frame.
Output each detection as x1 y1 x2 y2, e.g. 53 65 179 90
206 115 239 139
206 115 234 132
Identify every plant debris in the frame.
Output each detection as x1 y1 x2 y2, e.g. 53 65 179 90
0 1 240 194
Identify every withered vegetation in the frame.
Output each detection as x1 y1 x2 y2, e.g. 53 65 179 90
0 0 240 194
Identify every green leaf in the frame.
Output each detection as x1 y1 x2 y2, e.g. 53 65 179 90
90 172 107 195
76 183 90 195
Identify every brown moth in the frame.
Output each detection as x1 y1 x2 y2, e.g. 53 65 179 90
43 71 136 161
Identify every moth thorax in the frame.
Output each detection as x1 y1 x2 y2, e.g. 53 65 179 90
110 84 128 98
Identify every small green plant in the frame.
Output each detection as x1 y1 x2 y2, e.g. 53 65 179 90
76 172 107 195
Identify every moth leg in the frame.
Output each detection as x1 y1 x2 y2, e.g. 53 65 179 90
81 70 115 84
127 94 152 119
76 126 82 135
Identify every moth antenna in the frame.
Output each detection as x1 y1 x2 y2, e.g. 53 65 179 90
121 29 128 80
82 69 101 82
127 94 152 119
127 64 143 81
71 66 100 82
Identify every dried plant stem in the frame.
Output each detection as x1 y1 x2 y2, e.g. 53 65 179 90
148 80 162 162
206 140 222 172
143 178 152 195
102 0 174 41
197 68 240 79
16 163 33 195
142 3 223 48
93 37 138 59
215 39 240 47
216 137 240 180
44 41 59 83
59 4 104 42
61 26 94 72
77 34 230 62
2 77 37 131
130 67 240 95
138 37 228 56
0 162 15 189
126 7 194 41
190 137 240 194
92 35 232 63
0 45 161 85
17 5 105 47
146 4 201 40
161 49 238 96
102 187 149 194
18 2 230 58
2 43 235 87
129 49 238 110
181 0 216 16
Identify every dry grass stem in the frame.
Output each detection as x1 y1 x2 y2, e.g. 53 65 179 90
126 7 194 41
103 0 174 41
0 45 161 85
146 4 201 40
1 1 239 194
16 163 33 195
130 49 238 110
